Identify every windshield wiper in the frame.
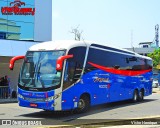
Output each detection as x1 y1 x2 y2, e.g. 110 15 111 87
36 63 41 82
36 63 45 88
32 63 37 74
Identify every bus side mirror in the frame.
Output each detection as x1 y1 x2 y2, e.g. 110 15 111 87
56 55 73 71
9 56 25 70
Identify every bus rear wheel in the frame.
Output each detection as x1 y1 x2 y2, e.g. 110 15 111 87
138 89 144 101
76 95 90 113
132 90 138 102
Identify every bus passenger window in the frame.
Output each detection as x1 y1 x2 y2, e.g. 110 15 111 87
68 68 75 81
65 62 82 82
62 47 86 90
63 61 76 90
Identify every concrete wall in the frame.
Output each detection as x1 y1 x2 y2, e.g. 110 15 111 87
34 0 53 41
126 48 155 54
0 39 39 56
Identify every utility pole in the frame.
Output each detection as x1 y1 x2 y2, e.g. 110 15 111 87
155 24 159 48
131 30 135 52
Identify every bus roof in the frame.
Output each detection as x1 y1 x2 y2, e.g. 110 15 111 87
29 40 90 51
29 40 152 60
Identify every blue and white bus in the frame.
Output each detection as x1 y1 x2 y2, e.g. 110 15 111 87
10 40 153 113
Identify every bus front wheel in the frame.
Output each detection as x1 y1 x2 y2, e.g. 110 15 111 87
76 95 90 113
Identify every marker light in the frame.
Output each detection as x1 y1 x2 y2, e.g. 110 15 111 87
45 94 61 102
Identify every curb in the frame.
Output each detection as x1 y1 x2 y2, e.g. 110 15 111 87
0 98 17 104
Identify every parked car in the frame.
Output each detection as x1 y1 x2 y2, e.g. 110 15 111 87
152 79 159 88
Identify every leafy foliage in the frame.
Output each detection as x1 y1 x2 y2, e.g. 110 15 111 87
147 48 160 67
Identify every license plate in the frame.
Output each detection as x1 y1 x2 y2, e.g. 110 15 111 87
30 103 38 107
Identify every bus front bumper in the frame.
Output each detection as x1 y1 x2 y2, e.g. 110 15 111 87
18 97 55 111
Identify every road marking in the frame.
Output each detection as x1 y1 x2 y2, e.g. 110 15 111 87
35 125 72 128
131 115 160 119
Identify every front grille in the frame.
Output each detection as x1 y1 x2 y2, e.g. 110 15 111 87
24 97 46 102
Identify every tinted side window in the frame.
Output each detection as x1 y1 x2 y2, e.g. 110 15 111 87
85 48 152 73
85 48 129 72
147 60 152 70
128 57 152 70
63 47 86 90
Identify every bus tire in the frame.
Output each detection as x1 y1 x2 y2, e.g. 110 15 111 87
76 95 90 113
138 89 144 101
132 90 138 102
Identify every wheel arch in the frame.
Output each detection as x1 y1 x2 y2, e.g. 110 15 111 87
134 88 139 93
140 88 145 93
79 92 91 104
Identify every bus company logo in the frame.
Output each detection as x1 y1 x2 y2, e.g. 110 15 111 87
94 77 109 83
10 0 25 7
1 0 35 16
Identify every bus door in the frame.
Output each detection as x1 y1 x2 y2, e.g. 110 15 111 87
61 47 86 110
62 47 86 91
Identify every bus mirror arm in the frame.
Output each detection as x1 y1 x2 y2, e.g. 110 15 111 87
9 56 25 70
56 55 73 71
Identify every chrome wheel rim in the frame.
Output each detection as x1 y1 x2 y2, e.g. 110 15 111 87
139 92 143 99
134 92 137 101
78 99 85 109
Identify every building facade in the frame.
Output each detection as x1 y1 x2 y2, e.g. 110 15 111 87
125 42 156 56
0 0 53 93
0 18 21 40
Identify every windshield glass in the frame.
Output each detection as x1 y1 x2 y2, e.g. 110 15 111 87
19 50 65 89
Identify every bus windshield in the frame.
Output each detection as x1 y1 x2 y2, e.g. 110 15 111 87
19 50 65 89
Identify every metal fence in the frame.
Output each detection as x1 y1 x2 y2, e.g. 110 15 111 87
0 86 11 99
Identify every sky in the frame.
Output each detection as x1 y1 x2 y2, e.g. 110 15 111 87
52 0 160 48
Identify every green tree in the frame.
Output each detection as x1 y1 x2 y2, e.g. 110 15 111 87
147 48 160 68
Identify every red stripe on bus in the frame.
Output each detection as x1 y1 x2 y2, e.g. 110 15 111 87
88 62 152 76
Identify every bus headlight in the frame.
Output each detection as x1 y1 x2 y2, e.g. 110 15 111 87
45 94 61 102
18 94 24 99
45 96 53 102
